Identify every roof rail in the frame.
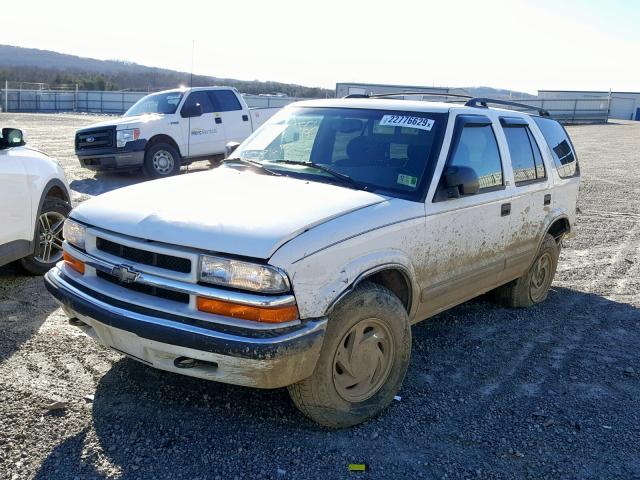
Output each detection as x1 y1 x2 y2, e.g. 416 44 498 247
344 91 472 100
464 97 550 117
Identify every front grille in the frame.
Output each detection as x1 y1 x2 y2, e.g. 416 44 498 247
96 237 192 274
96 270 189 304
76 127 114 150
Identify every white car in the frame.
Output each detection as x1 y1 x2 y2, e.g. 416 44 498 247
46 96 579 427
0 127 71 274
74 86 280 178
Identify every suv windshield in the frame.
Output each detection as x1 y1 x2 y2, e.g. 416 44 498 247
124 91 184 117
231 107 447 199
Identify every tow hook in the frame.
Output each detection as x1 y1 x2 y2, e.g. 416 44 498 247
173 356 217 370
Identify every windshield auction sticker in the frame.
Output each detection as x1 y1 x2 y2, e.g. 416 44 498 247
397 173 418 187
379 115 435 131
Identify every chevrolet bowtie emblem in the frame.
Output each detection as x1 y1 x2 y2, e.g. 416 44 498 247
111 265 140 283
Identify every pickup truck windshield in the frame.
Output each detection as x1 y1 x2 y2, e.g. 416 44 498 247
231 107 448 198
124 92 184 117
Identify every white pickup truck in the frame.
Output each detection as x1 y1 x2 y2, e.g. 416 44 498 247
74 86 280 178
48 96 580 428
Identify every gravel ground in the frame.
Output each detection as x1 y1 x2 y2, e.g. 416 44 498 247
1 113 639 480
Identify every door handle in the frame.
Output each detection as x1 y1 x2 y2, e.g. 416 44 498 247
215 117 222 124
501 202 511 216
242 114 249 122
544 194 551 206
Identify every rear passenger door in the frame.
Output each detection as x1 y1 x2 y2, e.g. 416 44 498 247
207 89 252 144
498 117 552 283
419 114 512 317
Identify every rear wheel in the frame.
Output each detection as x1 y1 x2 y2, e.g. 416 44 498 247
144 143 181 178
494 233 559 308
20 198 70 275
288 282 411 428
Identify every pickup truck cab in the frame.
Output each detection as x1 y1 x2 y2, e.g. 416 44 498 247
74 86 280 178
47 97 580 427
0 127 71 274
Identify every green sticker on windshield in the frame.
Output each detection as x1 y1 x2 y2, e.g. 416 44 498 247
397 174 418 187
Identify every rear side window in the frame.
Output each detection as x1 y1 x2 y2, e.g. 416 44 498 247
207 90 243 112
181 91 215 115
503 125 546 185
449 125 503 191
532 117 579 178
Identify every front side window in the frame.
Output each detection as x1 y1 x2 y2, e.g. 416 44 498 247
503 126 546 185
124 91 183 117
532 117 579 178
448 125 503 191
181 91 215 116
230 107 448 199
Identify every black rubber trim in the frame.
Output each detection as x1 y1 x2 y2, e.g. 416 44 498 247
44 272 322 359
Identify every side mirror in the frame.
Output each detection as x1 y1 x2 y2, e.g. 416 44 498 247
225 141 241 158
444 166 480 197
182 103 203 118
1 128 25 147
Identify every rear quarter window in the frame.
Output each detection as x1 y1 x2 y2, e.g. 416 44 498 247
532 117 579 178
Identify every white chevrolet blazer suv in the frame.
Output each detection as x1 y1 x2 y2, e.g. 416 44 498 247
45 97 580 427
0 127 71 274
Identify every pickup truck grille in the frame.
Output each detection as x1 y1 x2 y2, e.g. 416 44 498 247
76 127 115 150
96 270 189 304
96 237 192 274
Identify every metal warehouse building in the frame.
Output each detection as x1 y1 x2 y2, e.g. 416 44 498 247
539 90 640 121
336 82 470 99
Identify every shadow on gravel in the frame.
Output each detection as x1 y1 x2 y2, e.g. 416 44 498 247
0 264 58 362
34 287 640 479
70 173 145 197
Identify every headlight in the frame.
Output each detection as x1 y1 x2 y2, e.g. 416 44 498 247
116 128 140 148
63 219 86 250
199 255 289 293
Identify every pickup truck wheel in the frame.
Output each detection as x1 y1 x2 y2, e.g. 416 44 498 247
19 199 70 275
144 143 180 178
288 282 411 428
494 233 559 308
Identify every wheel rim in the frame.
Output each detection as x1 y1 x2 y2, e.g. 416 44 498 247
530 252 553 302
34 211 66 264
332 318 395 403
152 150 175 175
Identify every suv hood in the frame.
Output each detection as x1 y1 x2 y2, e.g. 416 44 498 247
71 167 387 259
78 114 165 131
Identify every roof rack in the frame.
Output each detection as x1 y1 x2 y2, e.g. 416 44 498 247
464 97 550 117
344 91 472 100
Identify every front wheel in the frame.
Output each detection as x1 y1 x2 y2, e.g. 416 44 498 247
144 143 181 179
20 198 70 275
288 282 411 428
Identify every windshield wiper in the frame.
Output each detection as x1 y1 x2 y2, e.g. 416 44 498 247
223 157 279 176
273 160 366 190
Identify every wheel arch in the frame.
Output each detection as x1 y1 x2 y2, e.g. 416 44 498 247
326 263 415 317
29 178 71 253
146 134 182 158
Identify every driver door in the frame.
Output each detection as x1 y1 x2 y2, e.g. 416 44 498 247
417 114 512 318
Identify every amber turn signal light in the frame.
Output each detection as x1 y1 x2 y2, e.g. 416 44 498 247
63 251 85 275
196 296 298 323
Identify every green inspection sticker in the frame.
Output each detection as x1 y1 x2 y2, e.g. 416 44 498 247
348 463 368 472
397 173 418 187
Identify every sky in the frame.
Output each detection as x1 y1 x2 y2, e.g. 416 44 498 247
1 0 639 94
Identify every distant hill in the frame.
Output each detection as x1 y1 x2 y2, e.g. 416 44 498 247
464 86 537 100
0 45 333 98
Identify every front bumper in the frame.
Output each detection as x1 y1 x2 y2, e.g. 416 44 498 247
45 267 327 388
76 139 147 171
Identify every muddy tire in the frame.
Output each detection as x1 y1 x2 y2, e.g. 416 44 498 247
20 198 70 275
288 282 411 428
144 143 181 179
494 233 559 308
